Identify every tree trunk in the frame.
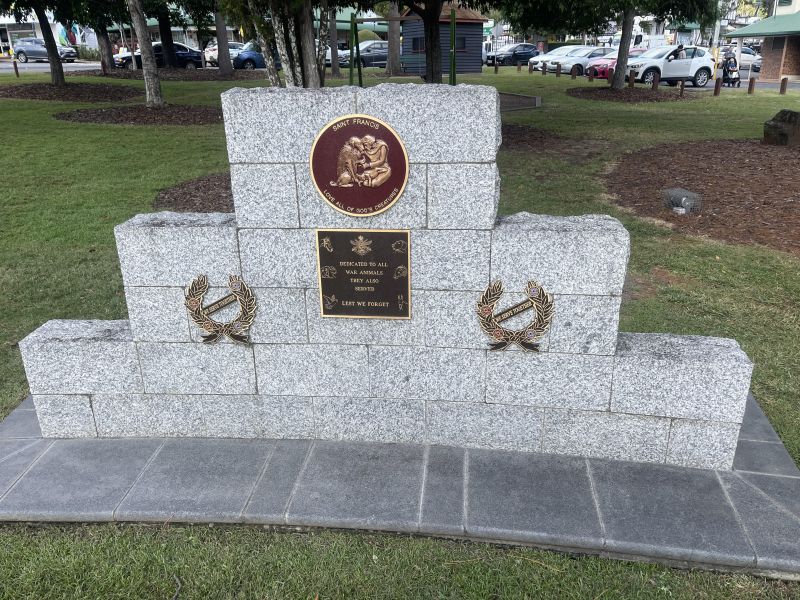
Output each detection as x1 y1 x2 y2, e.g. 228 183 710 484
316 0 329 86
299 0 320 87
246 0 280 85
611 7 635 90
127 0 165 107
422 2 443 83
215 9 233 76
156 6 177 68
287 13 303 85
329 8 340 78
96 27 115 75
385 2 401 76
32 2 65 87
270 2 299 86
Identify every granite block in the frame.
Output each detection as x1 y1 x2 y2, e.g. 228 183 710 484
490 213 630 296
188 287 308 345
243 439 312 523
17 396 34 410
427 401 543 452
137 342 257 395
222 86 358 163
733 439 800 477
412 229 490 291
314 397 425 444
230 163 299 228
739 394 781 443
486 352 612 410
542 410 670 464
260 396 315 439
719 472 800 573
239 228 316 288
93 394 205 437
369 346 485 402
115 212 240 287
0 440 51 496
199 395 315 439
0 409 42 439
306 289 422 346
19 320 143 395
255 344 368 397
466 450 603 548
419 445 465 535
32 395 97 438
115 439 272 523
591 459 755 567
297 163 427 229
0 439 160 521
427 163 499 230
355 84 501 163
612 333 753 422
422 290 496 350
286 441 424 532
125 287 191 342
666 419 741 470
547 295 621 355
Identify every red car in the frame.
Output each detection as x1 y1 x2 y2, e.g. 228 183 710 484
586 47 645 79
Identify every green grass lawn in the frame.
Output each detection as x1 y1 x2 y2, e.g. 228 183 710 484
1 69 799 598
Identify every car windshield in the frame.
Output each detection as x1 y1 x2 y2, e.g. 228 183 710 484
638 47 672 59
242 41 260 52
568 47 596 57
548 46 578 56
497 44 517 53
359 40 379 49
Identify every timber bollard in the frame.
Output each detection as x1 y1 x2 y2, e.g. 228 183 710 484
748 77 756 94
607 68 614 85
780 77 789 95
714 77 723 96
556 63 561 77
651 71 660 90
541 61 547 75
517 63 521 72
13 59 19 77
588 69 594 82
570 65 577 79
679 79 685 97
628 70 635 88
494 62 498 74
528 62 533 74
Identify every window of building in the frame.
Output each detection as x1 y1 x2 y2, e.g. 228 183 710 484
772 36 786 51
412 37 425 53
778 0 791 6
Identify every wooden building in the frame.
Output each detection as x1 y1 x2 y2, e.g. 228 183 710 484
728 0 800 81
401 4 487 75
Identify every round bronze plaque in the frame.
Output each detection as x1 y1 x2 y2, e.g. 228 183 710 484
309 114 409 217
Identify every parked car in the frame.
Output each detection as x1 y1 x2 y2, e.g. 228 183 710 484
528 45 589 71
13 37 77 63
114 42 203 69
231 41 282 70
718 45 761 69
752 57 762 73
324 41 348 67
627 45 715 87
340 40 389 68
204 41 245 66
546 46 608 75
585 47 645 79
486 43 538 66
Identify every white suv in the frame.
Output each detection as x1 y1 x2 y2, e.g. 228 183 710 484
627 45 716 87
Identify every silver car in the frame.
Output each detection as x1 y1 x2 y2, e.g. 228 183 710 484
14 37 77 63
529 45 590 71
546 46 609 75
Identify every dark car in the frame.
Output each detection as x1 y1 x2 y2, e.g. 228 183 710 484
486 43 538 66
114 42 203 69
340 40 389 68
14 37 77 63
232 41 282 70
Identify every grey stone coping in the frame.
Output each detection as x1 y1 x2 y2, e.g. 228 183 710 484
0 393 797 579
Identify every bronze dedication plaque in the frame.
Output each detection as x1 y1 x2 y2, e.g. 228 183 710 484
316 229 411 319
309 115 409 217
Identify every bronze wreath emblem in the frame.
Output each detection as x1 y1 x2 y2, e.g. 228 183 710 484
185 274 257 344
477 280 555 351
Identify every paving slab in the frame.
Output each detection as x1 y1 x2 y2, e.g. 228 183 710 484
738 394 781 443
287 441 424 532
466 450 603 549
589 459 755 567
17 396 35 411
737 471 800 519
719 472 800 574
115 439 273 523
0 408 41 439
733 439 800 477
243 439 312 523
0 440 52 496
419 446 465 536
0 439 160 521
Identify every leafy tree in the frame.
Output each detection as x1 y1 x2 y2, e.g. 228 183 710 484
1 0 66 85
53 0 128 74
126 0 165 106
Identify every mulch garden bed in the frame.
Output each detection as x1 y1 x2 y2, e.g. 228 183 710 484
0 82 142 102
68 68 271 81
606 140 800 255
567 87 697 103
154 172 233 212
501 123 615 163
54 104 222 126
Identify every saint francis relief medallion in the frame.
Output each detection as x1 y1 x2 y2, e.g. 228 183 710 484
310 115 409 217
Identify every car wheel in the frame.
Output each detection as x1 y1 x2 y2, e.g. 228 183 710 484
66 59 74 63
360 58 366 68
693 68 710 87
575 65 583 76
185 62 197 70
126 60 135 70
16 51 27 63
642 68 658 86
242 59 256 70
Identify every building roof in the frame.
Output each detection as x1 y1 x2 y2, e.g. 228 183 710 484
727 12 800 37
402 3 488 23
